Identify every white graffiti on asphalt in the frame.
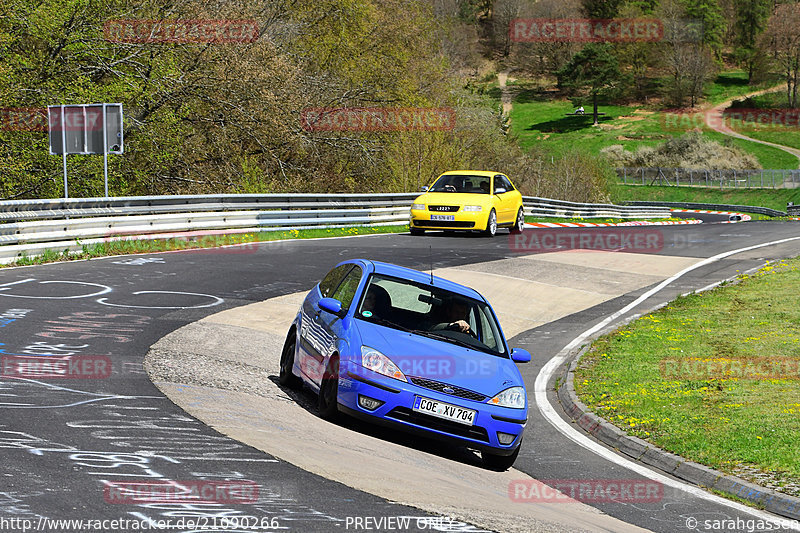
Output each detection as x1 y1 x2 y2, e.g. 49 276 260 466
0 378 162 409
0 279 223 309
97 291 224 309
0 279 111 299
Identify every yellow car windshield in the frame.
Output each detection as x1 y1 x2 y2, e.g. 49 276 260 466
430 175 490 194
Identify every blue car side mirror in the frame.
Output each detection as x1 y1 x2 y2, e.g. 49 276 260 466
510 348 531 363
318 297 344 317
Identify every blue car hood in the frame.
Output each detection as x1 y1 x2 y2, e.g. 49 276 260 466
354 319 522 398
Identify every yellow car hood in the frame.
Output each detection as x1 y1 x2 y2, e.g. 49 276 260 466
414 192 491 206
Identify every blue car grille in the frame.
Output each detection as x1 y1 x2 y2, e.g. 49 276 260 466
386 407 490 442
408 376 488 402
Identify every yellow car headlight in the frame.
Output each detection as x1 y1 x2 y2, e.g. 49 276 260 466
463 205 483 212
411 203 425 210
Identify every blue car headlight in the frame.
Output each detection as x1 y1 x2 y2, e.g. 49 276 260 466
361 346 407 382
488 386 526 409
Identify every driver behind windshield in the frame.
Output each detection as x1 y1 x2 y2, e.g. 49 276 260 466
431 297 472 334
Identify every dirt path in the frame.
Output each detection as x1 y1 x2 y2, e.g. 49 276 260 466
498 69 514 118
705 86 800 169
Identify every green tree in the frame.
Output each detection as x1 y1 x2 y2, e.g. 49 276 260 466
683 0 726 55
557 43 624 125
627 1 660 14
457 0 493 21
616 4 655 98
734 0 773 82
582 0 622 18
761 2 800 108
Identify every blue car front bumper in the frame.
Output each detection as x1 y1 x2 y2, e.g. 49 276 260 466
337 362 526 456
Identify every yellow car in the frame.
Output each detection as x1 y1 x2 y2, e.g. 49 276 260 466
409 170 525 237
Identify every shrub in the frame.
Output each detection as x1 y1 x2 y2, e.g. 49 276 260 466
600 131 760 170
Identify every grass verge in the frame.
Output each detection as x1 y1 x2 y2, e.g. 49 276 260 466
9 225 407 268
574 258 800 497
611 185 800 212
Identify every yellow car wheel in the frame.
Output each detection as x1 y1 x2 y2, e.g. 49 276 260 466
510 208 525 234
483 209 497 237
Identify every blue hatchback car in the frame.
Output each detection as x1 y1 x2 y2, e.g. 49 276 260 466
279 259 531 470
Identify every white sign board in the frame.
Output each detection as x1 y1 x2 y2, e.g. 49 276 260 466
48 104 123 155
47 103 124 198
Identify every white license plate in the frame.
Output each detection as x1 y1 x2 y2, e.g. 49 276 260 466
413 396 476 426
430 214 455 221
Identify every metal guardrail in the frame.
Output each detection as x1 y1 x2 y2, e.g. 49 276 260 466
522 196 671 220
0 193 420 222
626 201 786 218
0 193 678 264
618 167 800 189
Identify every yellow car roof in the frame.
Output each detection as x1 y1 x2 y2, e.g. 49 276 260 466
438 170 503 177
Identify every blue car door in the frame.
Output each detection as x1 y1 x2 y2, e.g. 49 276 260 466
298 264 363 386
298 263 350 383
311 265 363 386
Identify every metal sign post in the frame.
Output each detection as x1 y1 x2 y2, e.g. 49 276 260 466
60 106 67 198
48 103 124 199
102 103 108 197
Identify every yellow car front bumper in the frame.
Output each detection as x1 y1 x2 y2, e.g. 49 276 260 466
409 209 490 231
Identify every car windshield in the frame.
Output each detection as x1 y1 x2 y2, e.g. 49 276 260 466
429 174 490 194
356 273 507 357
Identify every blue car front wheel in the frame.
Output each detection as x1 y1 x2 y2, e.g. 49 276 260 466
318 358 340 420
279 332 300 389
482 439 521 471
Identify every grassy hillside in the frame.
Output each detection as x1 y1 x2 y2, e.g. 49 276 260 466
504 73 798 170
612 185 800 212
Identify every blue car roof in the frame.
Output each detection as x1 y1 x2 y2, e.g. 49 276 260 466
353 259 486 302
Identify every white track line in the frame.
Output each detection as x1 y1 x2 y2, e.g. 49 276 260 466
535 236 800 528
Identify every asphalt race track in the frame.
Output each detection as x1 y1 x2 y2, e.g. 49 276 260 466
1 215 800 533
